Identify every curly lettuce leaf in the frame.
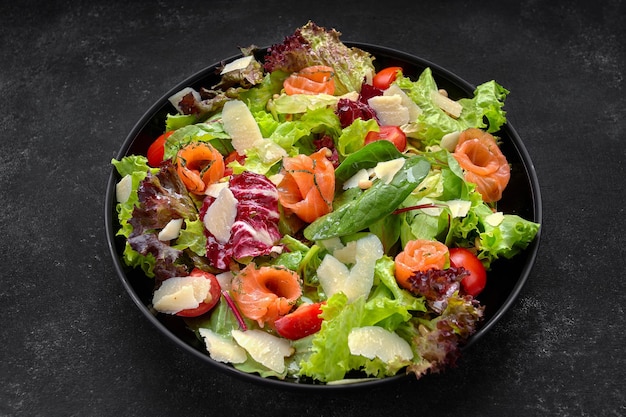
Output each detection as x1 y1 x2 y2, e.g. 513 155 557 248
298 257 427 382
404 292 484 378
476 207 541 264
395 69 509 146
398 150 539 269
264 21 375 95
172 218 206 256
112 156 157 275
238 70 289 113
298 293 363 382
336 118 379 157
125 162 199 279
163 117 232 161
231 106 342 175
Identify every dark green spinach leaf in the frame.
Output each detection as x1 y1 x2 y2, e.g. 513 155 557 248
304 156 431 240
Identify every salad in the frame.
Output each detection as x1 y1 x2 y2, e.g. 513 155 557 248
111 21 540 384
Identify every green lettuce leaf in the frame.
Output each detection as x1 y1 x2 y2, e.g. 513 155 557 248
298 293 362 382
269 106 341 150
111 156 157 276
163 118 233 160
336 118 379 157
272 93 339 114
398 151 539 268
165 113 196 131
298 257 427 382
238 70 289 113
476 210 541 264
395 69 509 147
233 106 342 175
172 218 206 256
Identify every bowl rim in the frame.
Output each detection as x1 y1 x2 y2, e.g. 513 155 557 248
104 41 542 390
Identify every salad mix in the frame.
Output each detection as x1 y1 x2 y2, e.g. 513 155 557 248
112 21 539 384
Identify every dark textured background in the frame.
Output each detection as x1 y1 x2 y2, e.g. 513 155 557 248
1 0 624 416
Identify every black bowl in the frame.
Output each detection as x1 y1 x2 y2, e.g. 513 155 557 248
105 43 542 390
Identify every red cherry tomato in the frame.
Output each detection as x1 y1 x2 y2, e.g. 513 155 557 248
175 268 222 317
147 131 174 167
365 125 407 152
449 248 487 297
372 66 402 90
274 302 325 340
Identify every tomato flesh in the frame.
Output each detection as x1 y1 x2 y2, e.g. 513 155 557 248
274 302 324 340
365 125 407 152
175 268 222 317
449 248 487 297
373 66 402 90
147 131 173 167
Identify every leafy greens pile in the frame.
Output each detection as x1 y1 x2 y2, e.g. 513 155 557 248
111 21 539 384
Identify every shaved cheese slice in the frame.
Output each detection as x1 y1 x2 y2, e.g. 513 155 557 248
373 158 405 184
204 181 230 198
367 94 410 126
431 90 462 118
317 234 383 303
231 329 293 373
446 199 472 218
215 271 234 292
168 87 201 114
384 84 422 121
152 275 212 314
220 56 254 75
204 187 238 244
348 326 413 363
485 211 505 226
318 237 344 253
440 131 461 151
158 218 184 241
343 168 370 190
116 174 132 204
222 100 264 153
198 328 247 364
332 240 357 264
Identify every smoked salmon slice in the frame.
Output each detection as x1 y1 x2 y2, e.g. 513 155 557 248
394 239 449 290
231 264 302 328
283 65 335 96
277 148 335 223
176 142 225 194
452 128 510 203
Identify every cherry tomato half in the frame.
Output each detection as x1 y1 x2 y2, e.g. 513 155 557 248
175 268 222 317
449 248 487 297
147 131 174 167
372 66 402 90
274 302 325 340
365 125 407 152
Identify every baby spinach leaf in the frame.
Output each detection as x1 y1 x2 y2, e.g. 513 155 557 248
334 140 404 185
304 156 431 240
